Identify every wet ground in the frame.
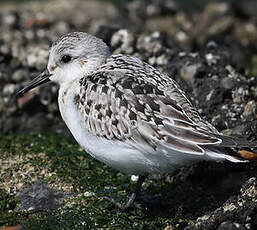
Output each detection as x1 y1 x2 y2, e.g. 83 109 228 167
0 0 257 229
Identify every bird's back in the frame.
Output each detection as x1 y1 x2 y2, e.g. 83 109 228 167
78 54 218 137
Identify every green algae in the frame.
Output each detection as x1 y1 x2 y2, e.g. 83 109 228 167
0 133 185 229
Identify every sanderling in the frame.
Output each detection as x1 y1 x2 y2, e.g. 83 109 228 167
17 32 256 211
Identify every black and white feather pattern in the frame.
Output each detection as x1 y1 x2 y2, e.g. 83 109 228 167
74 54 254 162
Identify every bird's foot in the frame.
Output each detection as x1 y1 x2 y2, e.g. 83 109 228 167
104 192 136 211
103 175 146 211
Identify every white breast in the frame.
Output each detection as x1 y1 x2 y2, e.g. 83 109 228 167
58 82 162 175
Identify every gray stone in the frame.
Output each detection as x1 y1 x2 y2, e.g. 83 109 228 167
243 100 257 120
12 69 27 83
217 221 246 230
15 181 71 213
221 77 236 90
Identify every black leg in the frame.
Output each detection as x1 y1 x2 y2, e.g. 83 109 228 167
104 175 146 211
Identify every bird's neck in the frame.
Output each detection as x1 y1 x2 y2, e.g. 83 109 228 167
58 79 80 123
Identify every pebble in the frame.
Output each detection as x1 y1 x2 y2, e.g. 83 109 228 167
206 41 218 50
12 69 27 83
221 77 236 90
26 47 49 70
180 63 203 84
243 100 257 120
131 175 139 182
136 32 163 54
217 221 245 230
111 29 134 54
15 181 69 212
205 53 220 65
3 84 16 96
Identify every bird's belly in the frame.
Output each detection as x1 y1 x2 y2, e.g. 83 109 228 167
58 87 158 174
58 85 203 175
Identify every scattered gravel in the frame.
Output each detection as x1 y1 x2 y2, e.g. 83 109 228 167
0 0 257 229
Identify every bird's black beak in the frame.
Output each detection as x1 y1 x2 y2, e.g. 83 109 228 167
16 69 52 97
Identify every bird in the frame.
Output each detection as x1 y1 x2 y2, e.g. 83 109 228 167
16 32 256 211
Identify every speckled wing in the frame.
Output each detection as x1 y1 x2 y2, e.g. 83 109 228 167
75 54 255 157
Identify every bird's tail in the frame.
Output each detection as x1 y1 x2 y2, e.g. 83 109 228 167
215 134 257 148
203 134 257 163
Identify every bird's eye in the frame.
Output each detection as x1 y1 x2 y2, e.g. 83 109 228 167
61 55 72 63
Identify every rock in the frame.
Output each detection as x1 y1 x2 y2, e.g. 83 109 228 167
208 16 234 36
26 46 49 70
3 11 22 29
242 100 257 120
52 21 70 35
39 85 55 106
217 221 246 230
221 77 236 90
2 84 17 104
206 41 218 50
232 87 250 103
230 120 257 141
3 84 16 96
180 63 203 85
164 226 174 230
15 181 71 213
185 178 257 230
235 22 257 47
205 53 220 65
12 69 28 83
136 32 163 55
110 29 134 54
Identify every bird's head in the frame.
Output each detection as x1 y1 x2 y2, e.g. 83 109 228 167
16 32 110 96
